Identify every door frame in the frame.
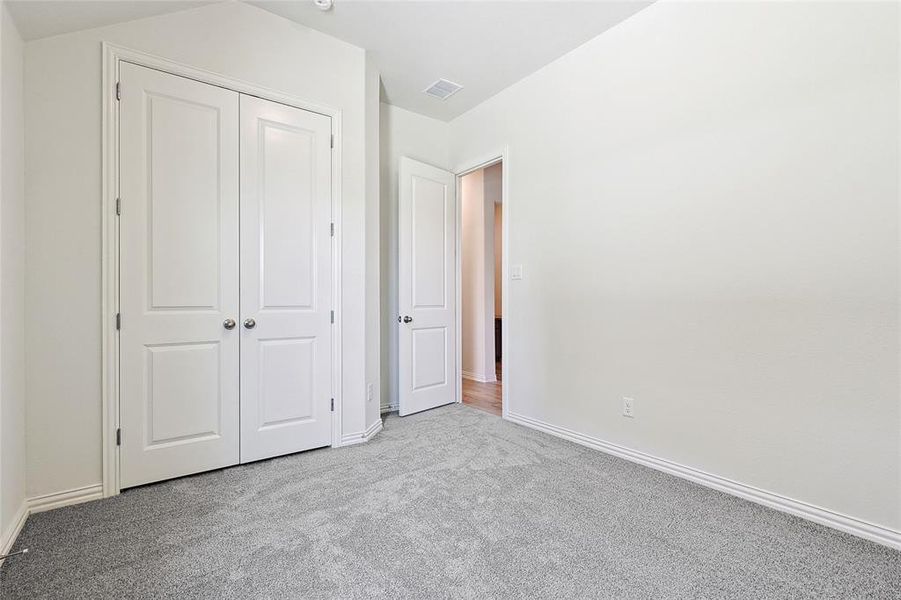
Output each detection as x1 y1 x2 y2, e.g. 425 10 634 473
453 147 510 419
101 43 345 497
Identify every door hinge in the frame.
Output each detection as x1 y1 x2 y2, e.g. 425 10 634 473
330 222 335 237
116 428 121 446
116 313 121 330
330 134 334 149
330 398 334 412
330 310 335 324
115 197 121 216
116 82 121 101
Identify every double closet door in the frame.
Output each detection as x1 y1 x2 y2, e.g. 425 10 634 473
118 62 333 489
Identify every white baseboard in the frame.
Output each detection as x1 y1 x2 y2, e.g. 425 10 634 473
28 484 104 515
0 500 28 559
339 418 384 446
462 370 496 383
0 483 105 561
506 411 901 551
364 419 383 440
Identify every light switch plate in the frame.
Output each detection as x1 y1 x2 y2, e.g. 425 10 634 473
511 264 523 280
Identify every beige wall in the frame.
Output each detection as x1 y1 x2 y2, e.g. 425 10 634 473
484 163 503 319
461 169 496 382
494 203 502 319
449 1 900 530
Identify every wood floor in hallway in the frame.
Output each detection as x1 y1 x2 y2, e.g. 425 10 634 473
462 363 502 416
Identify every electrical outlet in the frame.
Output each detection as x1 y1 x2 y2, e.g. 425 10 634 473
622 397 635 418
367 383 373 402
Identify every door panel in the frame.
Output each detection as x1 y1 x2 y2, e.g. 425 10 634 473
412 327 448 389
240 94 333 463
147 95 222 310
399 157 457 416
146 342 221 446
259 337 316 427
119 62 240 488
412 176 449 308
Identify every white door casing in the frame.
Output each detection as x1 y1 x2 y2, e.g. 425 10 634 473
398 157 457 416
239 95 334 462
119 62 240 488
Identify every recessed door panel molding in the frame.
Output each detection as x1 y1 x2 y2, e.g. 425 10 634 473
398 157 457 416
145 342 222 447
412 327 448 390
119 62 240 488
240 94 333 463
259 120 317 311
147 94 222 311
258 337 316 429
412 176 448 309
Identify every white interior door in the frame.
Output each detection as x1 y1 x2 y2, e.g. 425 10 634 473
119 62 240 488
239 95 333 462
398 157 457 416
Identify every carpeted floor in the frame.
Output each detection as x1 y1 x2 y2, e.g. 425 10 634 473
1 404 899 599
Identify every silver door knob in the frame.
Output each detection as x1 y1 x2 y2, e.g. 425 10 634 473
243 318 256 329
223 318 236 330
402 315 413 323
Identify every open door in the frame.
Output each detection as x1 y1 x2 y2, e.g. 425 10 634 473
398 157 457 416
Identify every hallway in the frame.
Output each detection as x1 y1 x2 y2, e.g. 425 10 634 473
462 363 502 416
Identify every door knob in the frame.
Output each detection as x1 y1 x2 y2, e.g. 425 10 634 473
243 318 256 329
402 315 413 323
223 318 236 330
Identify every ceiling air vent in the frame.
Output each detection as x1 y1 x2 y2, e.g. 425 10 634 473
424 79 463 101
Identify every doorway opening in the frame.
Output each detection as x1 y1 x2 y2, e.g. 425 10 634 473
460 161 503 416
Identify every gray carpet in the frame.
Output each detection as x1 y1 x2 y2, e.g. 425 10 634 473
1 404 899 599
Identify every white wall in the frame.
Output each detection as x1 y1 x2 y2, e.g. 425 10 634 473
364 53 381 431
24 2 372 497
0 1 25 549
461 169 496 382
449 1 900 530
379 103 449 411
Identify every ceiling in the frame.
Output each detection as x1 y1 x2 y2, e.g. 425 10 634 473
251 1 652 121
5 1 217 41
7 0 652 121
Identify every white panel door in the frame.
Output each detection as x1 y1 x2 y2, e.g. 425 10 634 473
239 95 333 462
119 63 240 488
398 157 457 416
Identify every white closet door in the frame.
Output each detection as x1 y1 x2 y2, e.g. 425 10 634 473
239 95 333 463
119 63 240 488
398 157 457 416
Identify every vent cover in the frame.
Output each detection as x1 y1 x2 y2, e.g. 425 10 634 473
423 79 463 100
